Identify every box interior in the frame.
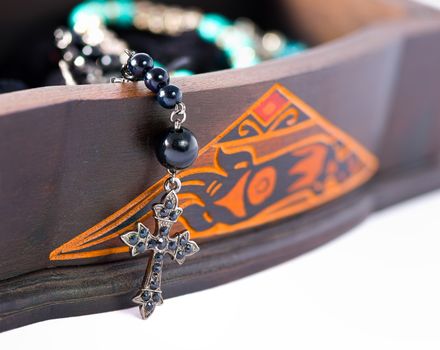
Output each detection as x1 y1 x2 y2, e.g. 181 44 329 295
0 0 406 89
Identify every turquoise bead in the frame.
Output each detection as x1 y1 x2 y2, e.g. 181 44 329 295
108 1 135 27
172 69 194 77
279 42 307 57
229 48 260 68
222 30 253 51
69 2 102 27
154 61 164 68
197 13 231 43
67 0 307 73
69 0 134 28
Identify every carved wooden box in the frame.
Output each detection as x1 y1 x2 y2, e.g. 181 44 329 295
1 0 440 331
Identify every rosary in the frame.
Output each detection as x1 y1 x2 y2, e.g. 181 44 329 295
117 49 199 319
54 0 305 319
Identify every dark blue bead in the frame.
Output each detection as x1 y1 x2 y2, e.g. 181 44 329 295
152 263 161 273
169 211 178 221
184 243 193 253
144 67 170 93
165 200 173 209
146 301 155 311
147 240 156 249
180 236 188 245
139 227 148 238
159 226 169 236
127 53 153 80
136 241 145 253
156 238 167 250
157 84 182 109
160 208 168 218
168 240 177 250
176 251 185 260
154 253 163 262
150 280 158 290
155 127 199 170
152 292 161 303
141 291 151 301
128 234 138 245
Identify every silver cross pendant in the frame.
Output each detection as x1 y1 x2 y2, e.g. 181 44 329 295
120 187 199 319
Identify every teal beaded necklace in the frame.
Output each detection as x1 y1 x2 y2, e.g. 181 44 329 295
68 0 306 76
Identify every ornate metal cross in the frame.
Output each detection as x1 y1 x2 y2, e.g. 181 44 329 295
120 188 199 319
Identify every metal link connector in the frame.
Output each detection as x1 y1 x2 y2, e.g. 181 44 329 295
111 50 136 83
164 174 182 193
170 102 187 130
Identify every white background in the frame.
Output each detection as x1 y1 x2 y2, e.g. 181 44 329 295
2 189 440 349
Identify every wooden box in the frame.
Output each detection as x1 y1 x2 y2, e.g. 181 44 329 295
1 0 440 331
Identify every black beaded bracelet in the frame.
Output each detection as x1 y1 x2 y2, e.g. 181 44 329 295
115 50 200 319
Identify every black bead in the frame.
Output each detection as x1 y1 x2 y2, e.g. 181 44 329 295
155 127 199 170
127 52 153 80
157 84 182 109
144 67 170 93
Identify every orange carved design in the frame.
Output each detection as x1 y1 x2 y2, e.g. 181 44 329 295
50 84 378 261
247 166 277 206
214 170 251 218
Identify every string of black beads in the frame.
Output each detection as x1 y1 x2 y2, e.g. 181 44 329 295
122 51 198 171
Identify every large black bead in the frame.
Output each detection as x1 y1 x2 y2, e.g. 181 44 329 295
144 67 170 93
127 53 153 80
155 127 199 170
157 85 182 109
